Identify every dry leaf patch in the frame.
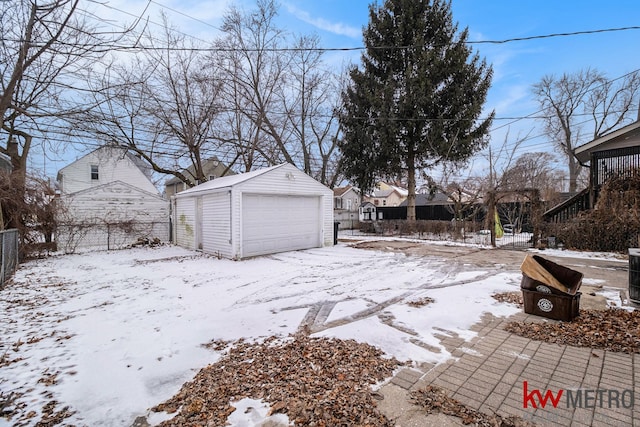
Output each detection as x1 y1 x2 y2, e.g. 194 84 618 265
505 308 640 353
153 334 402 426
411 385 534 426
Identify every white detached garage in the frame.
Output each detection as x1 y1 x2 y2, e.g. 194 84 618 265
172 163 334 259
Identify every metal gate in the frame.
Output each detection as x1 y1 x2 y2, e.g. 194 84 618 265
495 200 536 250
1 229 19 287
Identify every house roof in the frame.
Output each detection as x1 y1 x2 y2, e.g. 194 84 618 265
399 192 452 207
62 180 166 200
387 184 408 197
165 156 233 185
373 182 408 197
574 120 640 163
372 188 394 198
333 185 353 197
176 163 322 197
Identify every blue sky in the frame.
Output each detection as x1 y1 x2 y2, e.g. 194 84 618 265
38 0 640 182
279 0 640 159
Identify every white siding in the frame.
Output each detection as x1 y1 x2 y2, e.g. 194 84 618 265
201 191 233 258
59 146 157 195
56 181 169 252
175 197 196 250
234 165 333 252
175 163 333 259
241 194 321 258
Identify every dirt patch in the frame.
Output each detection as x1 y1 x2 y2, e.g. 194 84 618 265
350 240 425 251
347 239 630 306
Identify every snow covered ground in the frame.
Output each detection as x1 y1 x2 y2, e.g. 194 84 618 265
0 239 617 426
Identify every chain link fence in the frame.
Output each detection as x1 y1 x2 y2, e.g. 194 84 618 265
1 229 19 288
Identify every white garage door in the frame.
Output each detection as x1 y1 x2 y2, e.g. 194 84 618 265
242 194 321 257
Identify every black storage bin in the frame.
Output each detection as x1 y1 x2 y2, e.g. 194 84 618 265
522 289 581 321
630 249 640 303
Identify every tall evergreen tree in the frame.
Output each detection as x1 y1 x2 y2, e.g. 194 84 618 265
339 0 494 220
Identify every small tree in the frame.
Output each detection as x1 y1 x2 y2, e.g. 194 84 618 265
0 171 59 257
339 0 494 220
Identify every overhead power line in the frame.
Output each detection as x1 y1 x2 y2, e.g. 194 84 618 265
467 26 640 45
76 24 640 53
63 0 640 54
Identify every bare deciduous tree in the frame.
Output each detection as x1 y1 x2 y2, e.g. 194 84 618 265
1 0 140 183
74 14 225 188
215 0 290 172
533 68 640 192
278 34 342 186
215 0 342 185
500 152 564 198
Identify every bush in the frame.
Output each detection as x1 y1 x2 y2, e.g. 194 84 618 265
357 220 482 241
545 173 640 253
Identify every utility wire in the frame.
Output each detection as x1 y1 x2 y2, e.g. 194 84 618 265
67 0 640 53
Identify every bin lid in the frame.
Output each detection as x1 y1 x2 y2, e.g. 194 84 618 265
630 248 640 257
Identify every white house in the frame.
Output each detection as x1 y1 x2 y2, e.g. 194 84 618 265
333 185 361 230
172 163 333 259
56 145 169 252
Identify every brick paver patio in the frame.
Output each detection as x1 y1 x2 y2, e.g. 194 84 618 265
388 312 639 426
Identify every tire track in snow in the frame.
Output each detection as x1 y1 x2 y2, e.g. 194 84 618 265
295 266 505 339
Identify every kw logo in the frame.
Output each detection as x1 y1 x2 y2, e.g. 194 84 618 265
522 381 563 409
522 381 635 409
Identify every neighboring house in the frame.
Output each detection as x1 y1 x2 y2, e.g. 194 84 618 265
333 185 361 229
399 192 456 221
545 119 640 222
56 145 169 252
164 157 234 198
172 163 333 259
364 182 408 207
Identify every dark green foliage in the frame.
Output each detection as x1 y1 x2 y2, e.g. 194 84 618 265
339 0 494 202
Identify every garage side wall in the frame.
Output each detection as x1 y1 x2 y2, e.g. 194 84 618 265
174 197 196 250
201 190 233 258
56 184 169 252
321 193 333 247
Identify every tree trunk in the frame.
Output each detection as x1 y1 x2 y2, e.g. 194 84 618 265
406 144 416 221
567 154 581 193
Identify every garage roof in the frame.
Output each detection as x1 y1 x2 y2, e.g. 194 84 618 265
175 163 288 197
